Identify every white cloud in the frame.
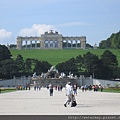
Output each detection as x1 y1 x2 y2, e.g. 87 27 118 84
0 29 12 45
0 29 12 39
18 24 57 36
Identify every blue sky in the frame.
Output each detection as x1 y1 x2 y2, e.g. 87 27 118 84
0 0 120 46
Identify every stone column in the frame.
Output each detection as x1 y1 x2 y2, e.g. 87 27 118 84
80 37 86 49
40 40 44 48
71 40 73 48
75 40 77 48
35 41 37 48
25 41 27 49
66 40 68 48
16 37 22 50
58 40 63 49
30 41 32 48
53 40 55 48
48 41 50 48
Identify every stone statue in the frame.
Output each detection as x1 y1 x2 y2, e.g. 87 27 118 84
32 72 37 78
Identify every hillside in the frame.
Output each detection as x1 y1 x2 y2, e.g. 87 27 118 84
99 31 120 49
10 49 120 66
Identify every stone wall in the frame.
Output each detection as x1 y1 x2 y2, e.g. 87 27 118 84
32 78 77 87
0 76 31 87
0 77 120 88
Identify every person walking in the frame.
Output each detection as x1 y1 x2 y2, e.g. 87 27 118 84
64 82 73 107
49 83 53 96
73 83 77 96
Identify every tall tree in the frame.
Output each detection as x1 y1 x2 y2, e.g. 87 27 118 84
83 52 100 78
56 57 78 75
16 54 25 73
75 55 83 71
24 58 32 73
101 50 118 79
33 60 52 75
0 45 12 61
0 59 18 79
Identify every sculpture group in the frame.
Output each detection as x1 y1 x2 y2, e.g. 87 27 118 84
32 66 77 80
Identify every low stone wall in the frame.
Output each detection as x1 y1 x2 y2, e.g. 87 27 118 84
0 77 120 88
32 78 77 87
0 77 31 87
93 79 120 88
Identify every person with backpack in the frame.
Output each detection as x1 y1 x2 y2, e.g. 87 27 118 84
64 82 73 107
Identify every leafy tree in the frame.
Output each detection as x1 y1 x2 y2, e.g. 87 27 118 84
41 61 52 73
56 57 78 75
24 58 32 73
0 59 18 79
101 50 118 79
0 44 12 61
16 54 25 73
75 55 83 71
115 67 120 79
83 52 99 77
99 31 120 49
33 60 52 75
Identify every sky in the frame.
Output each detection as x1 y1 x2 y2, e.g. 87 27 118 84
0 0 120 46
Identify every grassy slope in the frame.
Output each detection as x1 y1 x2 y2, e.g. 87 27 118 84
10 49 120 66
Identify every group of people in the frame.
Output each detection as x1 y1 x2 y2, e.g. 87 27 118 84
16 85 30 90
81 84 104 92
34 85 41 91
93 85 103 92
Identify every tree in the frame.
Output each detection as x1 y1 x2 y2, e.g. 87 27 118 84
0 59 18 79
24 58 32 73
0 44 12 61
16 54 25 73
83 52 99 77
56 57 78 76
75 55 83 71
99 31 120 49
101 50 118 79
33 60 52 75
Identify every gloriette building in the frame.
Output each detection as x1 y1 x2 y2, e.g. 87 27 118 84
16 30 86 50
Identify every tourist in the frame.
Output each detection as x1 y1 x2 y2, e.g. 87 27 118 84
84 85 88 92
89 85 92 91
49 83 53 96
65 82 69 95
95 85 99 91
73 83 77 96
34 86 36 91
64 82 73 107
60 85 63 91
38 85 41 90
93 85 96 92
28 85 30 90
81 86 84 92
99 85 103 92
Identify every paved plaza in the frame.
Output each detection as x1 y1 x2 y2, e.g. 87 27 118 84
0 87 120 115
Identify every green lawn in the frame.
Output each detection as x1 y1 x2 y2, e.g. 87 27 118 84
10 49 120 66
102 88 120 93
0 89 16 94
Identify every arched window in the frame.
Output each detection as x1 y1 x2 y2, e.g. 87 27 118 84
45 40 48 48
50 40 53 47
54 40 58 48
